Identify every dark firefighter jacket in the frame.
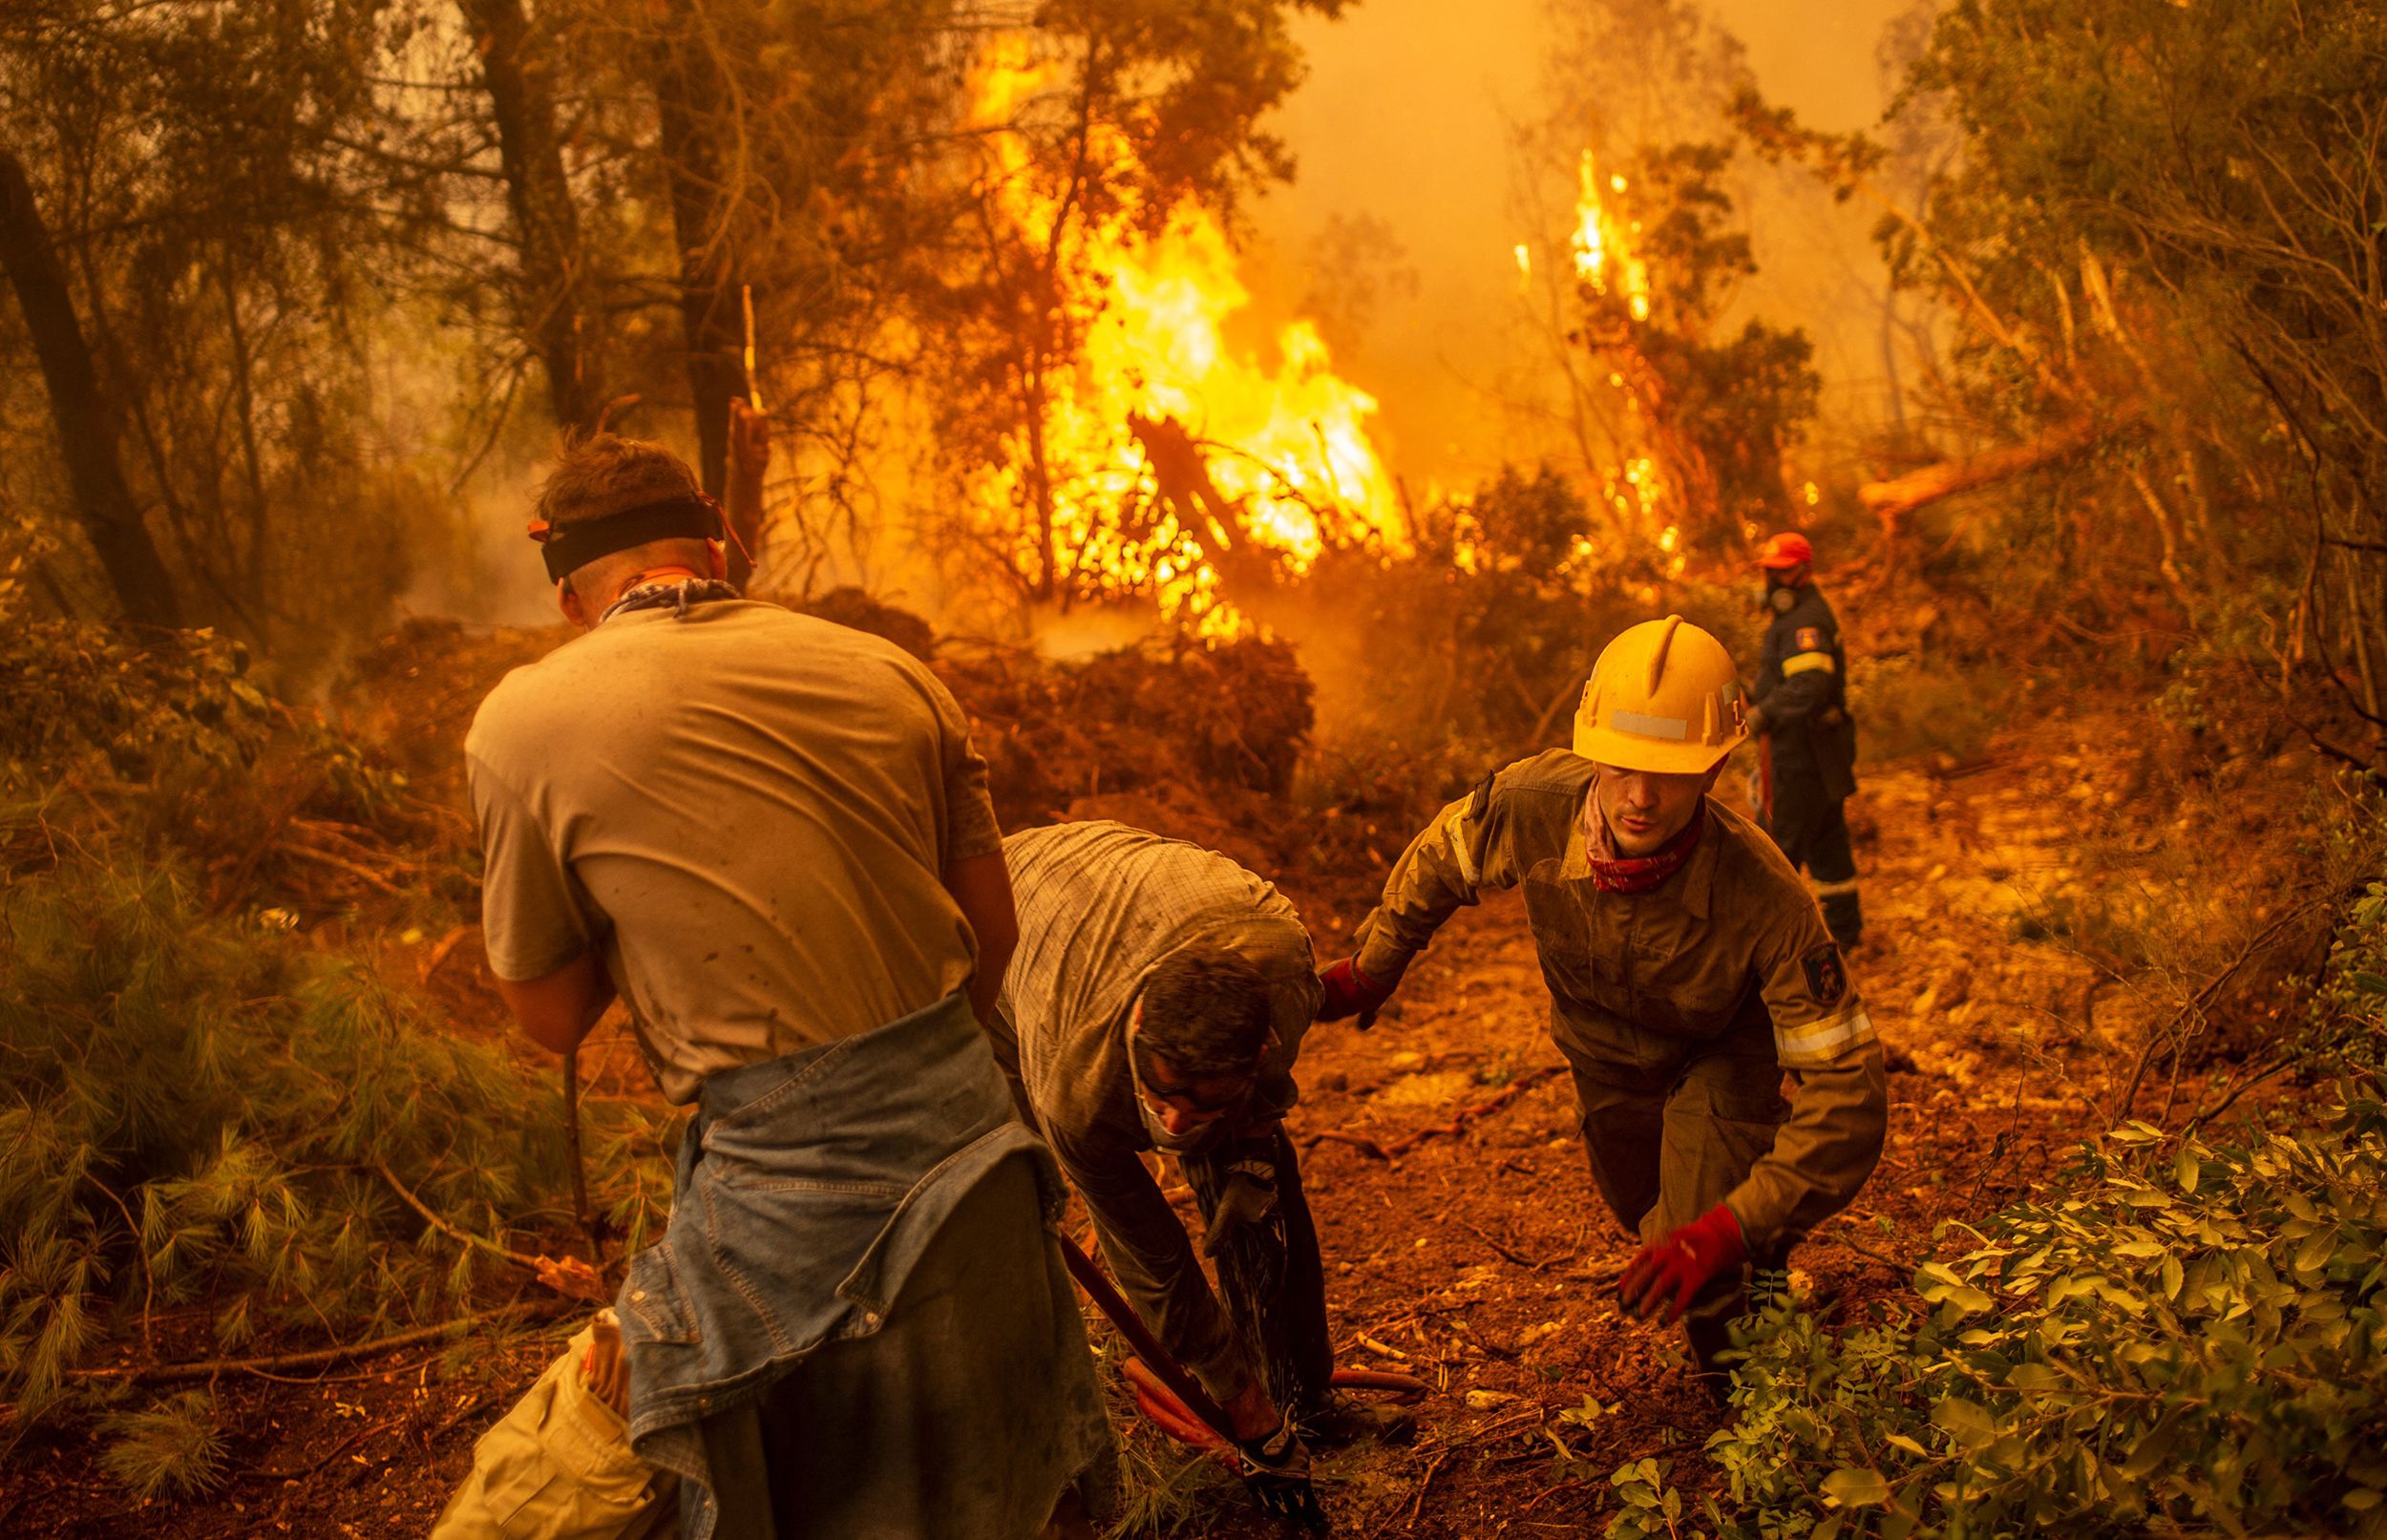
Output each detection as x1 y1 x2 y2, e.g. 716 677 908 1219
1754 582 1858 801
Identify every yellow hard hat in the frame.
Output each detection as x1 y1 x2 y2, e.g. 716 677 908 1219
1572 615 1749 774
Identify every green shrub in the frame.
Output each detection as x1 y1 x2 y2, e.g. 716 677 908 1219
0 622 272 794
2309 883 2387 1072
1 619 431 911
1609 1086 2387 1538
1847 656 2010 770
0 853 675 1424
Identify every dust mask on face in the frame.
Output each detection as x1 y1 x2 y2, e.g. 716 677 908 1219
1127 1047 1218 1152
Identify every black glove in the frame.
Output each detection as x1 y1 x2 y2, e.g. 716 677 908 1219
1236 1412 1325 1532
1200 1162 1278 1258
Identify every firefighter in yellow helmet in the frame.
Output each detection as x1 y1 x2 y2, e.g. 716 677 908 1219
1315 617 1889 1386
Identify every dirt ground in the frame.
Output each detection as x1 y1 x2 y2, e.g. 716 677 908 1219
6 650 2327 1539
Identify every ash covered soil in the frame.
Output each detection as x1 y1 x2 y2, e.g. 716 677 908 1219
1197 758 2164 1536
7 629 2321 1539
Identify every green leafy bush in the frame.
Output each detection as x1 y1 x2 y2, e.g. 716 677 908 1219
1847 656 2010 771
1 619 431 907
1286 467 1758 819
2309 884 2387 1072
0 853 674 1425
0 622 271 794
1610 1087 2387 1538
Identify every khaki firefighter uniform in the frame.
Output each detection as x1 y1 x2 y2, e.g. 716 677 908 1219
1350 750 1888 1334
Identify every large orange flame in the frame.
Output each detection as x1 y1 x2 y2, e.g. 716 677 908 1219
1559 149 1679 577
964 41 1405 636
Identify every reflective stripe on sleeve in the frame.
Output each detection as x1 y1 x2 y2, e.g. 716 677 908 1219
1443 806 1481 887
1774 1003 1876 1069
1782 652 1837 677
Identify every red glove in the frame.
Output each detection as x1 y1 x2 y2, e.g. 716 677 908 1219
1616 1203 1747 1324
1316 958 1394 1030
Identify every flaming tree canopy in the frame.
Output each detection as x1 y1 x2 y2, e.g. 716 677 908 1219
953 37 1406 637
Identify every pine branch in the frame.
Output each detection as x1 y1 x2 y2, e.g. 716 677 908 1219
374 1161 614 1304
372 1160 547 1274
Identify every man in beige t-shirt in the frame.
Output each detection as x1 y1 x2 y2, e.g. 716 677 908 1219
465 430 1109 1539
469 580 1004 1102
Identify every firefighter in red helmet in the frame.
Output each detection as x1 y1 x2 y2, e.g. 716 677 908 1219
1748 533 1862 950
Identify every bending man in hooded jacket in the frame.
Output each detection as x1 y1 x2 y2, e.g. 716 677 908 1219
1315 617 1889 1384
985 821 1402 1528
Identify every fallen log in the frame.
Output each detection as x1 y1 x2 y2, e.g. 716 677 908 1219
1859 414 2117 524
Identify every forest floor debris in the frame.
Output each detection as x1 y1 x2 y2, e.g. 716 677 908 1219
1 616 2350 1538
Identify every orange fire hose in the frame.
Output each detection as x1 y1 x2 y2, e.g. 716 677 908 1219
1122 1357 1238 1466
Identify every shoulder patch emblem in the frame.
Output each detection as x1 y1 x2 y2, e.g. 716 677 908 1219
1794 626 1826 652
1802 943 1848 1008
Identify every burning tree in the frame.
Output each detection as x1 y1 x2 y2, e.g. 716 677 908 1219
924 25 1403 637
1533 138 1820 563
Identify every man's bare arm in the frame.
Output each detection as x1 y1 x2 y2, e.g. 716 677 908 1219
943 849 1018 1025
495 951 617 1056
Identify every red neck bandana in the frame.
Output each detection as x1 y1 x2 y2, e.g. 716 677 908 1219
1584 798 1707 894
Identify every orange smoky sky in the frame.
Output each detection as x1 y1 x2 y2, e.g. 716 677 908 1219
1249 0 1917 494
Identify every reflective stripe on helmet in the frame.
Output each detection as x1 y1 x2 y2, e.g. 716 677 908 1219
1611 709 1690 741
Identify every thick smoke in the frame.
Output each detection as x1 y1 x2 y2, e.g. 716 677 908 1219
1245 0 1917 494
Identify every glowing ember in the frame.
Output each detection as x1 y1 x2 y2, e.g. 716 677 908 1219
964 42 1405 636
1571 150 1650 324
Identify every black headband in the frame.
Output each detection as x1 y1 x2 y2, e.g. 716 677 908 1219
531 496 725 583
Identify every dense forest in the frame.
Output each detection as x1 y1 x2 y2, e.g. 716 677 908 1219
4 0 2385 1535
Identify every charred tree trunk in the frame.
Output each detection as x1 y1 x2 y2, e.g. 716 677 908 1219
652 6 744 497
1858 413 2118 526
461 0 599 432
0 147 181 628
